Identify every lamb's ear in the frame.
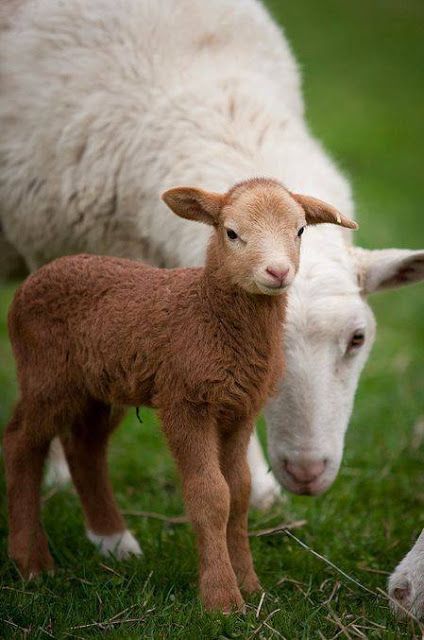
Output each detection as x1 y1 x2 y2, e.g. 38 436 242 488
352 247 424 293
161 187 224 226
291 193 358 230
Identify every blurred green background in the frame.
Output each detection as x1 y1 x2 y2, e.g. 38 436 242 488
0 1 423 638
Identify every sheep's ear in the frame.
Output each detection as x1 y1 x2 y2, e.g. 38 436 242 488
352 247 424 293
161 187 224 226
291 193 358 230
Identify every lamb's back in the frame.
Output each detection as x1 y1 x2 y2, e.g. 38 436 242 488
9 254 203 403
9 254 171 362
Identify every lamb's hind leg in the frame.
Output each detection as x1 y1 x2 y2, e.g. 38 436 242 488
61 402 141 559
221 423 261 595
3 401 54 578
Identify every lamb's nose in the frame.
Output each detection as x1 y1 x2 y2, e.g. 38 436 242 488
285 459 326 484
265 266 289 285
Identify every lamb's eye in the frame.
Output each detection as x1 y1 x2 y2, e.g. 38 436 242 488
297 226 305 238
348 330 365 352
226 229 238 240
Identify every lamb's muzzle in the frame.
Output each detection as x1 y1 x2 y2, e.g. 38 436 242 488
3 178 355 612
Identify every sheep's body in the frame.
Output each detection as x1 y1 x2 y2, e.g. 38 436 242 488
0 0 346 268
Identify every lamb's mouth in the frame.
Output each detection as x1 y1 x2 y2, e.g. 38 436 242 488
255 280 289 296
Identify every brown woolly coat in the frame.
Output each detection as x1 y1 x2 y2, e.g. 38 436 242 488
9 242 285 430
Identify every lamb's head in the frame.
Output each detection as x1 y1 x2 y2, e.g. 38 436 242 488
162 178 357 295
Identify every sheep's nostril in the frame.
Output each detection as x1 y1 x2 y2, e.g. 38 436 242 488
266 266 289 284
285 459 326 484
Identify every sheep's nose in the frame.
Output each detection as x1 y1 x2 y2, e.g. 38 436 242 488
265 266 289 285
285 459 326 484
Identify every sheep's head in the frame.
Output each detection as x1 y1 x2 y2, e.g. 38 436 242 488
162 178 357 295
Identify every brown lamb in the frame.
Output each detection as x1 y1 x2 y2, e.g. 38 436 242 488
3 178 357 612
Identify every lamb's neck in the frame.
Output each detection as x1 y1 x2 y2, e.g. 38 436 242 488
200 244 285 345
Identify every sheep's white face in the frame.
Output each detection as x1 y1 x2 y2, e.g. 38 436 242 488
265 241 424 496
266 292 375 495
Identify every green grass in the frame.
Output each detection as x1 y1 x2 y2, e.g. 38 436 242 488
1 1 424 637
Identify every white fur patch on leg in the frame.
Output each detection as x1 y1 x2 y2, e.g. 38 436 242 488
87 529 142 559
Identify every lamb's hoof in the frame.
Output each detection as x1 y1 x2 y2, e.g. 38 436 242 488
87 529 142 560
13 550 55 580
389 563 424 619
240 573 262 595
10 530 55 580
250 475 283 511
202 586 245 614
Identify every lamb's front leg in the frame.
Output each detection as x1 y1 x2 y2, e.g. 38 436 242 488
389 528 424 618
161 406 244 613
221 424 261 595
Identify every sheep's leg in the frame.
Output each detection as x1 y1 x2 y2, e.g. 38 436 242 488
248 430 281 510
61 402 141 559
45 407 128 487
161 406 244 613
45 437 72 487
3 401 54 578
221 425 261 595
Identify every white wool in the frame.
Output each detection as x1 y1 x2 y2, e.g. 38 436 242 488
1 0 423 507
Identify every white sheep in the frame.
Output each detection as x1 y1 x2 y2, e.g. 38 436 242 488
0 0 423 603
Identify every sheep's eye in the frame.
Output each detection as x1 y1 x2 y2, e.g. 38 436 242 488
297 226 305 238
226 229 238 240
348 330 365 351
